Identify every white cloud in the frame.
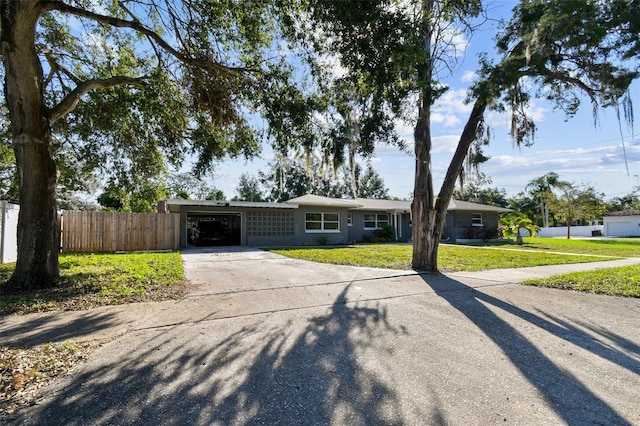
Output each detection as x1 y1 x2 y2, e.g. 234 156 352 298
432 135 460 154
431 113 461 127
480 142 640 196
461 70 476 83
485 103 548 128
394 120 415 138
433 89 472 116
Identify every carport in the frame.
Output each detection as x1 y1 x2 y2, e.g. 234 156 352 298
187 212 241 246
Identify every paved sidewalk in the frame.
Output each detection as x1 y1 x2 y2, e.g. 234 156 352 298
2 249 640 425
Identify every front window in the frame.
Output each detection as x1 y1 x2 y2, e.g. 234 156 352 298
472 213 483 226
305 212 340 232
364 213 390 229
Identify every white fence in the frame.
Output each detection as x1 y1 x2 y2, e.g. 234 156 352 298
0 201 19 263
536 225 604 238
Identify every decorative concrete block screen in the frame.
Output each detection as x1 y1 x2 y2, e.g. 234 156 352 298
247 211 294 236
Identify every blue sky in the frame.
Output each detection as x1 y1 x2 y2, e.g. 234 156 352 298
210 1 639 201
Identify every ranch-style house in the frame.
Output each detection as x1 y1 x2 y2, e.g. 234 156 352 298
164 194 511 248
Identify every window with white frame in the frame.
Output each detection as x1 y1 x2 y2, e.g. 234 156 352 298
472 213 483 226
347 213 353 226
305 212 340 232
364 213 390 229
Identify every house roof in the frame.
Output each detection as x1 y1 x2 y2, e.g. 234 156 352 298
285 194 363 208
447 199 512 213
165 195 511 214
605 209 640 217
353 198 511 213
353 198 411 212
165 199 294 212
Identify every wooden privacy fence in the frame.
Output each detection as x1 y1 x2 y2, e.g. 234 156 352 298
60 211 181 253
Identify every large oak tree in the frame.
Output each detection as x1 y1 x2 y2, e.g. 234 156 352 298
0 0 303 289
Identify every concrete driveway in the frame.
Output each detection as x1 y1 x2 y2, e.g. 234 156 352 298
6 247 640 425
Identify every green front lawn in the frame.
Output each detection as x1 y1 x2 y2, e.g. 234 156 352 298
523 264 640 297
466 237 640 257
269 243 616 272
0 251 185 315
270 239 640 297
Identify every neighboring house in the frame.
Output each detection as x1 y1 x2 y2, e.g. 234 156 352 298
165 194 511 248
603 210 640 237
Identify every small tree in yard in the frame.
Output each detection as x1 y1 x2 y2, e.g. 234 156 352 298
552 183 603 239
500 213 539 245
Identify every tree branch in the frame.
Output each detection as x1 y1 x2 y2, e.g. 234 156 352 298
49 76 146 123
534 68 599 105
436 99 487 214
46 1 253 75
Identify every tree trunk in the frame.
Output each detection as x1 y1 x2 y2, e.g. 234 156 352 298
410 0 437 272
411 107 440 271
2 1 60 290
411 98 487 271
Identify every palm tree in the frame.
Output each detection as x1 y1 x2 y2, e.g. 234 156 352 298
500 213 539 245
525 172 564 228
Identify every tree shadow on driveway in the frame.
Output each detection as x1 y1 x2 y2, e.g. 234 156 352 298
418 273 635 425
0 311 120 347
13 287 414 425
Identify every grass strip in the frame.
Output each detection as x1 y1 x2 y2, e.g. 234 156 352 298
522 264 640 297
468 237 640 257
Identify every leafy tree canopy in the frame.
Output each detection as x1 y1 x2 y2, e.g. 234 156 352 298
297 0 638 271
550 182 605 237
0 0 314 289
233 173 265 202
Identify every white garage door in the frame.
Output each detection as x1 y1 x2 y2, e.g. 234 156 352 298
606 221 640 237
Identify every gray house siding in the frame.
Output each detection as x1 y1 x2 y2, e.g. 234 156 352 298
347 211 366 242
450 211 501 240
167 196 510 247
293 206 349 245
348 211 411 242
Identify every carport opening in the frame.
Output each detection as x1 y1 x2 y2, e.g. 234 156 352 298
187 213 241 246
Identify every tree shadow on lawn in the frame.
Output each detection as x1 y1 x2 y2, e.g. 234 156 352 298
14 287 431 425
419 273 636 425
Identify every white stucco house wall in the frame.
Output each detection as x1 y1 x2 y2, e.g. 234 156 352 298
603 210 640 237
0 201 19 263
